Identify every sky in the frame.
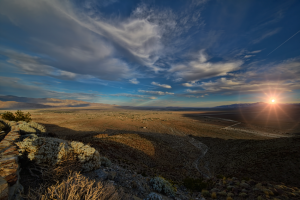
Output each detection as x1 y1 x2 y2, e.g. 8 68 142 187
0 0 300 107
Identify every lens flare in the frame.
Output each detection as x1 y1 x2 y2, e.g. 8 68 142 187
270 98 276 104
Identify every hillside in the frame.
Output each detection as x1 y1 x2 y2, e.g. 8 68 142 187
0 100 53 110
0 95 114 110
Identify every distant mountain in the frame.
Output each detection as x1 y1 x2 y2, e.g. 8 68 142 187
0 95 114 110
0 100 53 110
214 102 267 109
213 102 300 109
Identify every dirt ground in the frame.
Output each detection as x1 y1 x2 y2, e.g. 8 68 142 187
19 105 300 187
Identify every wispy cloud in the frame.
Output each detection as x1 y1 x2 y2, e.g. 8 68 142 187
151 81 172 88
0 49 84 80
253 28 281 44
110 93 156 99
129 78 139 84
0 76 100 101
170 50 243 82
0 0 165 80
184 60 300 94
244 55 254 58
138 90 174 95
250 50 262 54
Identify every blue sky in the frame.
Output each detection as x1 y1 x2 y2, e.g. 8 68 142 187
0 0 300 107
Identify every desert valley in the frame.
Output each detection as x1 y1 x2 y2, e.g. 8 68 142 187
1 96 300 200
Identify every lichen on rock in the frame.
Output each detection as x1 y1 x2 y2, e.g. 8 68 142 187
16 135 101 171
149 177 175 196
17 121 46 135
145 192 163 200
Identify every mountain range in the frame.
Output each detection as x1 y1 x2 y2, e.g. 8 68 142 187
0 95 299 110
0 95 112 110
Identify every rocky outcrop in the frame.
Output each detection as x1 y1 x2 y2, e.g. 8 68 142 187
0 120 23 200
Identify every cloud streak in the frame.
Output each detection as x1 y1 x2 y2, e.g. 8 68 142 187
0 76 100 101
0 0 165 80
151 82 172 88
170 50 243 82
138 90 174 95
129 78 139 84
184 60 300 94
267 29 300 56
110 93 156 99
253 28 281 44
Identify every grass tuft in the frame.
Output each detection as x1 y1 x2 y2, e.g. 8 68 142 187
26 171 121 200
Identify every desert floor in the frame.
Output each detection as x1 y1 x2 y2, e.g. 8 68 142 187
19 105 300 187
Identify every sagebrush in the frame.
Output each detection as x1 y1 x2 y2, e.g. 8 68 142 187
1 110 32 122
145 192 163 200
16 135 102 171
26 171 121 200
149 177 175 196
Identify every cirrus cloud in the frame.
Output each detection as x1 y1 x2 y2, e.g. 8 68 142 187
151 81 172 88
0 0 164 81
138 90 174 95
129 78 140 84
169 50 243 82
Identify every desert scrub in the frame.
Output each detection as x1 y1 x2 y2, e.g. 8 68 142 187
211 191 217 199
149 177 175 196
100 157 112 167
28 121 46 134
183 177 207 192
18 121 46 135
70 141 101 171
2 110 32 122
201 189 210 197
16 136 101 171
18 123 37 134
1 111 15 121
26 171 121 200
145 192 163 200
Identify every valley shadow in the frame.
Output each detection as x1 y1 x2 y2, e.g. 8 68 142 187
21 121 300 189
189 134 300 187
38 123 202 182
182 109 300 135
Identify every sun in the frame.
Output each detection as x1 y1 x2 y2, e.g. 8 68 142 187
270 98 276 104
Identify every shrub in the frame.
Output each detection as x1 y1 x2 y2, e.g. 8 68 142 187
26 171 120 200
28 121 46 134
15 110 31 122
183 177 207 191
100 157 112 167
17 121 46 135
1 110 31 122
1 111 16 121
18 123 37 134
145 192 163 200
16 136 101 171
201 189 210 197
149 177 175 196
211 192 217 199
70 141 101 171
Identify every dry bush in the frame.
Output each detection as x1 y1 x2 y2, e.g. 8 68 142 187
16 135 101 172
17 121 46 135
42 153 82 182
26 171 122 200
150 176 175 196
2 110 32 122
27 121 47 134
